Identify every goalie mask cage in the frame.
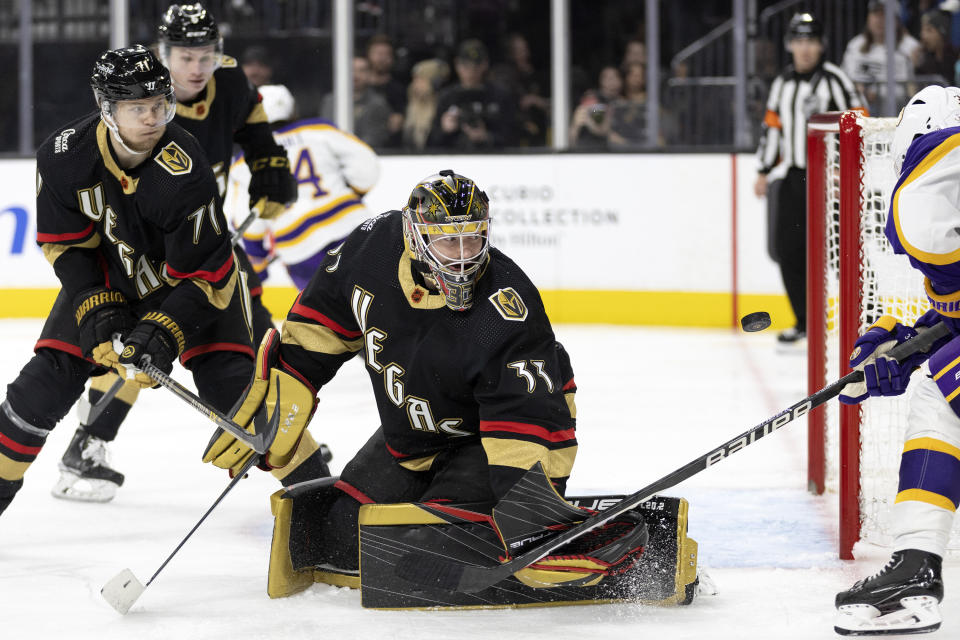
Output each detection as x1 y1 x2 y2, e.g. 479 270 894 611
806 110 960 559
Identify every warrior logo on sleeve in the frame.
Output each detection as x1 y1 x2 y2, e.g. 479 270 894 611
155 141 193 175
489 287 527 321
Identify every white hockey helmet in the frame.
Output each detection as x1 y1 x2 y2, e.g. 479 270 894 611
892 85 960 175
257 84 296 123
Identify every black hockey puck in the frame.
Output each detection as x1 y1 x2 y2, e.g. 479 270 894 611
740 311 772 332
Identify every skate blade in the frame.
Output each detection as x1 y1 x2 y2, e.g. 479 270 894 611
835 596 942 636
101 568 145 615
50 470 118 503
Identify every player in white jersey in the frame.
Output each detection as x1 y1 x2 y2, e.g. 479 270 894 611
225 84 380 290
834 85 960 636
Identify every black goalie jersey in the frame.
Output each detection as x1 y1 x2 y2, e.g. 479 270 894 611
172 57 283 198
34 112 251 361
279 211 578 498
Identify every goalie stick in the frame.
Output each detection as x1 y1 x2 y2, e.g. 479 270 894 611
101 453 260 614
395 322 952 594
76 376 124 425
137 359 280 455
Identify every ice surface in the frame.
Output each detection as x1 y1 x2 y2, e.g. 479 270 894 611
1 320 955 639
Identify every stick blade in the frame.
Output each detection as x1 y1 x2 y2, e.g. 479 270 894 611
101 568 145 614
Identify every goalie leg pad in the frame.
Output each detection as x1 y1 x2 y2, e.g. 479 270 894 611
267 489 315 598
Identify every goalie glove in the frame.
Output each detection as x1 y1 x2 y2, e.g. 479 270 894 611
839 311 947 405
73 287 137 369
202 328 316 475
249 154 298 220
492 463 648 589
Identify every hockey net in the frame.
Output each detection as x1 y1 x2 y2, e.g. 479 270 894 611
806 111 960 559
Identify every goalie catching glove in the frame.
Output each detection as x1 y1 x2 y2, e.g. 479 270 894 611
203 328 316 475
492 463 648 589
249 153 298 220
840 310 949 404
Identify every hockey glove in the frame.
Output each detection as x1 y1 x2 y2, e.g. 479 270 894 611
73 287 137 369
493 464 648 589
249 154 297 220
203 329 316 475
115 311 185 389
839 311 946 404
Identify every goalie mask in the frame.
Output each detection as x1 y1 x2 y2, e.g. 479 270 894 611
157 3 224 72
91 45 176 153
892 85 960 175
402 170 491 311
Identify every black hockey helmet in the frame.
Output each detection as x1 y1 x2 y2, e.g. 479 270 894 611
91 44 173 103
157 3 224 69
157 3 221 47
402 170 491 311
787 12 824 42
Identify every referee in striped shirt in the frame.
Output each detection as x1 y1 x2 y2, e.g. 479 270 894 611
754 12 867 344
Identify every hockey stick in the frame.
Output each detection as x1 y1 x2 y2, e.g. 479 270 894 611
100 452 260 614
136 359 280 455
230 209 258 245
76 375 125 425
395 322 953 593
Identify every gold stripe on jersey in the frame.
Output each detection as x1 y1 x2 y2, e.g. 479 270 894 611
564 391 577 419
245 102 268 125
176 76 216 121
41 235 101 266
188 266 238 310
481 438 577 479
397 245 447 310
398 453 439 472
96 122 139 194
282 319 364 355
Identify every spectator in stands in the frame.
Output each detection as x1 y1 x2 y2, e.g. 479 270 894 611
569 65 622 149
320 57 391 149
607 61 674 148
621 38 647 68
842 0 920 115
365 34 406 148
427 39 518 150
240 45 274 88
916 8 957 84
490 33 550 147
402 58 449 151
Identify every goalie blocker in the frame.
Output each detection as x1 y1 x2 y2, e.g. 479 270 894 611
266 466 701 609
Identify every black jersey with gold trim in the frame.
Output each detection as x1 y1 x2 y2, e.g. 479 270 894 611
35 111 238 334
173 58 283 197
279 211 577 498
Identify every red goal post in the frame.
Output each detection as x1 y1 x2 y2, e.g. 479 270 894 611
806 111 934 559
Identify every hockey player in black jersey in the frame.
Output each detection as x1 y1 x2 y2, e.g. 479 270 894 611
203 171 649 598
0 45 255 517
52 3 304 502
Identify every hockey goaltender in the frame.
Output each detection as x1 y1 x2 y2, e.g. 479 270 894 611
202 170 705 609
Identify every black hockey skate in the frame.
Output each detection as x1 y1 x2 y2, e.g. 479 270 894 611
51 427 125 503
834 549 943 636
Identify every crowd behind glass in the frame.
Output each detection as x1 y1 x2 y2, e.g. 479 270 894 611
2 0 958 155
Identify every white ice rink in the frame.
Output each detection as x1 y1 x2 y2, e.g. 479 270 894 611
1 319 956 639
